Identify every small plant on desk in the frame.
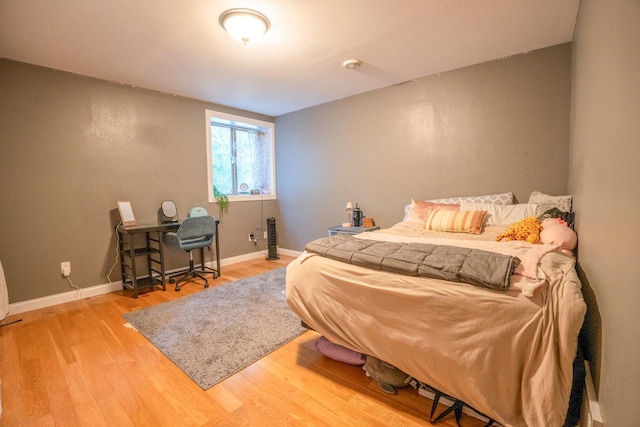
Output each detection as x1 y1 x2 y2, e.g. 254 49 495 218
213 185 229 219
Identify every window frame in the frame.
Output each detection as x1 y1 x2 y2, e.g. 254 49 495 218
205 109 276 203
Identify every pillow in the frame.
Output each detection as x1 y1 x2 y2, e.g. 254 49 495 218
428 192 513 206
539 218 578 254
403 192 512 221
460 203 538 226
405 199 460 225
425 210 487 234
537 207 576 230
314 336 364 365
528 191 572 216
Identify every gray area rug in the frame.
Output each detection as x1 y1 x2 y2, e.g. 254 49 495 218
122 267 307 389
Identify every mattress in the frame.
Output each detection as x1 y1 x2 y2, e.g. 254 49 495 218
286 222 586 427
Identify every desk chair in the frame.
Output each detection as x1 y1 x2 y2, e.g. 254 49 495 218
163 215 217 291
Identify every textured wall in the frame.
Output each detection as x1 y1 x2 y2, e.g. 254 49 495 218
0 43 572 305
570 0 640 424
0 60 275 302
275 44 572 250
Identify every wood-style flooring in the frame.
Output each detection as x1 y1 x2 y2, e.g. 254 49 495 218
1 255 486 426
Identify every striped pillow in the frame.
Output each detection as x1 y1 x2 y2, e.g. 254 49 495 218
425 210 487 234
405 199 460 225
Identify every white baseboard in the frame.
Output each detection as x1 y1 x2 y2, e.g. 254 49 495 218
276 248 303 257
8 248 302 317
7 280 123 316
581 360 604 427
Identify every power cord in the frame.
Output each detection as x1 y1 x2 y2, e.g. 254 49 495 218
65 276 80 298
64 274 106 301
106 221 122 284
87 220 124 300
64 221 123 301
252 240 267 257
254 190 266 236
0 318 22 328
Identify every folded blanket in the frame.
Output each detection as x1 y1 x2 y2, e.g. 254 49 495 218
305 234 519 291
356 230 562 296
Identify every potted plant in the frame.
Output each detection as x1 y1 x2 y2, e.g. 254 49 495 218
213 185 229 219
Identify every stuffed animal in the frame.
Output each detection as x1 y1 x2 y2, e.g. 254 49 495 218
540 218 578 255
495 215 542 244
314 336 364 365
363 355 412 395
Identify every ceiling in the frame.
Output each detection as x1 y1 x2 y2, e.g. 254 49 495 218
0 0 580 117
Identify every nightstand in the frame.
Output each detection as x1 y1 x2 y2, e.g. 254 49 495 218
328 225 380 236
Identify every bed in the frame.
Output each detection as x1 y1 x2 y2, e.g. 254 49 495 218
286 193 586 427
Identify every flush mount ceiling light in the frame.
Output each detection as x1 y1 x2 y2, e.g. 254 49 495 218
342 59 362 70
219 8 270 45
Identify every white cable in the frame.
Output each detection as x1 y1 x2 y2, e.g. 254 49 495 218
106 221 122 283
60 222 122 302
65 274 106 300
65 276 80 298
253 240 267 257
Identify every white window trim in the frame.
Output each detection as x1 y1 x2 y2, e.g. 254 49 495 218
205 109 276 203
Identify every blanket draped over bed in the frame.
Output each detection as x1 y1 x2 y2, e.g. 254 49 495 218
286 223 586 427
305 233 518 291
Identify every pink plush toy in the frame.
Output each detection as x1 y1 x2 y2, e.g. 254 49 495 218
540 218 577 255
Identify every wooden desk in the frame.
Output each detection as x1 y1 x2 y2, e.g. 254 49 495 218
117 220 220 298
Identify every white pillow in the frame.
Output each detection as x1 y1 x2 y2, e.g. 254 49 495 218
528 191 573 216
428 192 513 205
460 203 538 226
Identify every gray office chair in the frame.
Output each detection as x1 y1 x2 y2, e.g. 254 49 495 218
163 215 217 291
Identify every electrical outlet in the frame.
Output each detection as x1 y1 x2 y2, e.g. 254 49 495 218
248 233 255 242
61 261 71 277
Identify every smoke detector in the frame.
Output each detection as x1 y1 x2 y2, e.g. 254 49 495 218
342 59 362 70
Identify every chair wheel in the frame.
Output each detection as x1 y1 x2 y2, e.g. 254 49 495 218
175 286 181 291
169 278 174 283
204 283 209 288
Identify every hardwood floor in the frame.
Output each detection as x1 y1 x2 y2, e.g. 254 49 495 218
1 256 486 426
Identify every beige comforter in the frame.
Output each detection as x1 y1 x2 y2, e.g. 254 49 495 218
286 222 586 427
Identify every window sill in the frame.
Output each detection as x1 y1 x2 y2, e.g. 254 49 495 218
226 194 276 203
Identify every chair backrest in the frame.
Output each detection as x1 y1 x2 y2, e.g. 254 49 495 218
188 206 209 218
176 215 216 243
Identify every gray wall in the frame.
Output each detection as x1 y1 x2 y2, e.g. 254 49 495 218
276 44 572 250
570 0 640 425
0 60 276 303
1 44 572 304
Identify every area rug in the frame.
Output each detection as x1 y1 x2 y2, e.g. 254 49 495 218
122 267 307 389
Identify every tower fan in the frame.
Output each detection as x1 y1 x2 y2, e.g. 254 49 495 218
266 217 279 260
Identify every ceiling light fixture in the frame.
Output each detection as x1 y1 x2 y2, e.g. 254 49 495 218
342 59 362 70
219 8 270 45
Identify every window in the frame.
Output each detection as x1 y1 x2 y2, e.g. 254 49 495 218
206 110 276 203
